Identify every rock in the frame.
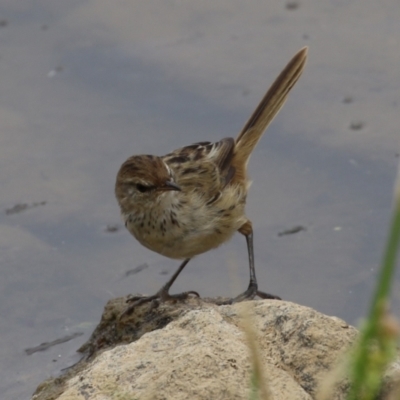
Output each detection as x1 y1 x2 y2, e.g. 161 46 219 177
32 298 400 400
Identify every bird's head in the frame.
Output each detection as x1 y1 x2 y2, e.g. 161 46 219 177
115 155 181 212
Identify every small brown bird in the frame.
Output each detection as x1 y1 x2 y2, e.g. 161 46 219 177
116 47 308 313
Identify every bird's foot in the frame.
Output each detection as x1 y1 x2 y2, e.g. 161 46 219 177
120 288 200 319
216 283 281 305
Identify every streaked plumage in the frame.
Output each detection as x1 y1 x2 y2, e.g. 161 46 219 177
115 47 308 314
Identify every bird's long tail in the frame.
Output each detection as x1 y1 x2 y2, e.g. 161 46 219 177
233 47 308 181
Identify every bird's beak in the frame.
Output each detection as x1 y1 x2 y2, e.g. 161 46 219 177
161 180 182 191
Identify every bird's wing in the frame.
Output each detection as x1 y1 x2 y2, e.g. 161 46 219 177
163 138 235 198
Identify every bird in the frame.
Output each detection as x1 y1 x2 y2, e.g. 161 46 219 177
115 47 308 315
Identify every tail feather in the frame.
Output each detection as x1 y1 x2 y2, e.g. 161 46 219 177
233 47 308 181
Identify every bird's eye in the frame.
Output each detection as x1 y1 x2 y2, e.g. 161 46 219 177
136 184 152 193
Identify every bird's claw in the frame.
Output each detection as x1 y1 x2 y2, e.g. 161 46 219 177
216 285 281 305
120 290 200 319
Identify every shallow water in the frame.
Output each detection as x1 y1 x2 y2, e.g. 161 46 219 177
0 1 399 398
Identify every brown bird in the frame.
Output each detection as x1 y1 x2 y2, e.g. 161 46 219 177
115 47 308 314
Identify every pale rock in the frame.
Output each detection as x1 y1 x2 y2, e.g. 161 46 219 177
32 299 400 400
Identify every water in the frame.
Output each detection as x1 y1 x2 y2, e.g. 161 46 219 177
0 1 399 398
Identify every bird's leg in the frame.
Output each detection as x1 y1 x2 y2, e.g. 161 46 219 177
230 221 281 303
121 258 199 318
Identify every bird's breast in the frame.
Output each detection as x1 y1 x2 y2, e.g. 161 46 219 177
123 185 247 259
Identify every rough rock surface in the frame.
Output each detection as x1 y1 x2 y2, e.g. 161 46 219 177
32 298 400 400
